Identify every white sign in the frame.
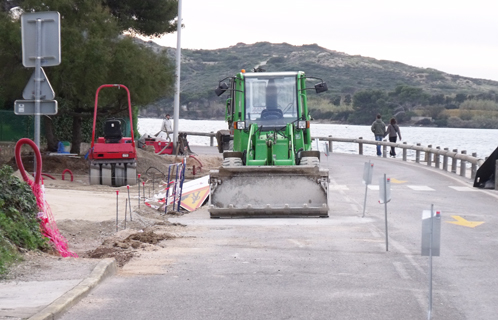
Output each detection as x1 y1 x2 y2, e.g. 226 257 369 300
378 176 391 204
21 11 61 67
22 68 55 100
14 100 58 115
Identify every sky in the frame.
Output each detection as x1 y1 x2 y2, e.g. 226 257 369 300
148 0 498 82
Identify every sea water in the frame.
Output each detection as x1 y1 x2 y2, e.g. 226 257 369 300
138 118 498 159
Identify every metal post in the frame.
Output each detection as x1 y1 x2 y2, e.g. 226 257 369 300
358 137 363 155
427 145 432 166
210 131 214 146
165 165 172 214
416 143 421 163
402 142 407 161
127 185 132 221
460 150 467 177
451 149 458 173
328 135 333 152
428 204 434 320
471 152 477 179
384 174 389 252
435 147 440 169
443 148 449 171
115 190 119 232
172 0 183 150
382 143 387 158
137 174 141 209
177 159 186 212
172 164 180 211
34 19 42 172
362 161 372 218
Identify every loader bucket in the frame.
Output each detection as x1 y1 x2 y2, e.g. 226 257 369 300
208 166 329 218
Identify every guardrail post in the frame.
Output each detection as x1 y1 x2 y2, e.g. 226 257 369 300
427 145 432 167
471 152 477 179
416 143 421 163
402 142 407 161
382 143 387 158
443 148 449 171
358 137 363 155
460 150 467 177
435 146 440 169
451 149 458 173
328 135 333 152
210 131 214 147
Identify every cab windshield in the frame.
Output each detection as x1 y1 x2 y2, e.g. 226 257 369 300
244 75 298 127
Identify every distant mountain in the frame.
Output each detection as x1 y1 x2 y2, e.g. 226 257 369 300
135 39 498 118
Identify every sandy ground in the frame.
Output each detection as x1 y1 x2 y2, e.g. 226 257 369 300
2 146 222 281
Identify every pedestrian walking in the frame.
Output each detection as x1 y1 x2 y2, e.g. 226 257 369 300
386 118 402 157
371 114 386 156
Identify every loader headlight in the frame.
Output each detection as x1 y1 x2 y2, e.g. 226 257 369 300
122 154 129 158
235 121 245 130
297 121 307 129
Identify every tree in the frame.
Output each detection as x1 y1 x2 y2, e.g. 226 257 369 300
455 93 467 103
0 0 177 153
331 95 341 106
348 89 388 124
103 0 178 36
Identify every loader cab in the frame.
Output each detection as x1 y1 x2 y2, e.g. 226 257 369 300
244 72 299 128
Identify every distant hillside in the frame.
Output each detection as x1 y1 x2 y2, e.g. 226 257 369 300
135 40 498 123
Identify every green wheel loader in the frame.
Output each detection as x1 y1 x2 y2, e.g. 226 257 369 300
210 70 330 218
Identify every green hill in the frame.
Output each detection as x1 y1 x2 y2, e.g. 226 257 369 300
136 40 498 125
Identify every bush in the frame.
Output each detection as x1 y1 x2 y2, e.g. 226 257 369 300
0 165 48 277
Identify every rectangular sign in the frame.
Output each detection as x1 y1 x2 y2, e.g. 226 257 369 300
378 176 391 204
421 210 441 256
363 162 374 184
14 100 58 115
21 11 61 67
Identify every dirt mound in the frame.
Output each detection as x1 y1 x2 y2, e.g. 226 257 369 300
7 153 89 175
84 229 177 267
85 247 135 267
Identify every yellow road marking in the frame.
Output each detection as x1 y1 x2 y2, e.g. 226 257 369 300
446 215 484 228
390 178 407 184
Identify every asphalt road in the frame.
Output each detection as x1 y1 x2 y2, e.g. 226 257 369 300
60 151 498 320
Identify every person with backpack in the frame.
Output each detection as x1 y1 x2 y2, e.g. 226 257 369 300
371 114 386 156
387 117 402 157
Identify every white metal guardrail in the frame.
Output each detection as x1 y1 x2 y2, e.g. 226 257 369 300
180 131 484 180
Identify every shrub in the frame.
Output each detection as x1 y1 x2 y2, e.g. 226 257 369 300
0 165 49 277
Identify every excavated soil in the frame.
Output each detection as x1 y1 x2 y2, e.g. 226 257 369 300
2 145 221 281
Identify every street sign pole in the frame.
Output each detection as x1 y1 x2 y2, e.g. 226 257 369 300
19 11 60 158
34 18 42 149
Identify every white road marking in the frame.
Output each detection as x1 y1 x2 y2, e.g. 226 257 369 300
449 186 479 192
329 185 349 190
368 185 379 190
407 185 435 191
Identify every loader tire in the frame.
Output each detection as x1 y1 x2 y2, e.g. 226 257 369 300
222 157 243 167
300 157 319 167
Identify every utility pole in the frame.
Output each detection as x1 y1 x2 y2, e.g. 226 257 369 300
172 0 182 150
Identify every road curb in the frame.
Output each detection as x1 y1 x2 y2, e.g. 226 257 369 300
28 258 117 320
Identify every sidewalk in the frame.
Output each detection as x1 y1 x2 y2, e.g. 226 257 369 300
0 258 116 320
